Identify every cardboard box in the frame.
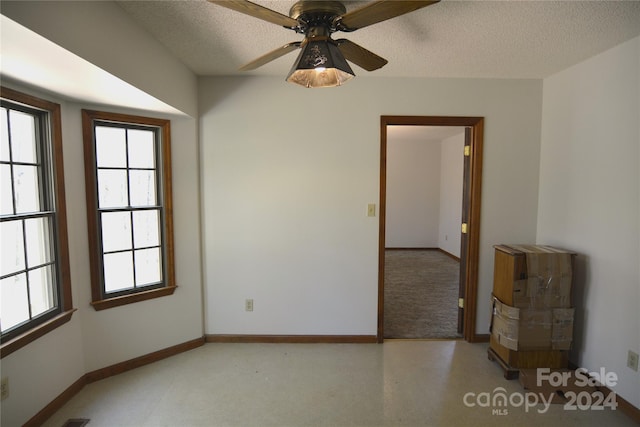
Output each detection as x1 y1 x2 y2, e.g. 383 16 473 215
491 297 520 350
489 334 568 369
490 296 574 351
551 308 574 350
493 245 574 309
519 309 553 349
512 276 572 309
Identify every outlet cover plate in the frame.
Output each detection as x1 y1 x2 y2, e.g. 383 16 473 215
628 350 639 371
1 377 8 400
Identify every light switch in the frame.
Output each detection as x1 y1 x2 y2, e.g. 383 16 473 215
367 203 376 217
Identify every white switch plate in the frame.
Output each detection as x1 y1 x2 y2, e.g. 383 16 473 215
367 204 376 217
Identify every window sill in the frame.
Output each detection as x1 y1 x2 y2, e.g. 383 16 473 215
91 285 177 311
1 309 77 359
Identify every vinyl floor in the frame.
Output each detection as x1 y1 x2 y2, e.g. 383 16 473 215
42 340 636 427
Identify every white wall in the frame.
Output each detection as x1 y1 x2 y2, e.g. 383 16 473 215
200 76 543 336
385 130 464 256
438 133 465 258
1 1 197 117
386 138 441 248
0 283 85 427
537 36 640 408
0 3 203 423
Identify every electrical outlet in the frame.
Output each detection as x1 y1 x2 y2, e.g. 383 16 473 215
245 299 253 312
1 377 8 400
627 350 639 371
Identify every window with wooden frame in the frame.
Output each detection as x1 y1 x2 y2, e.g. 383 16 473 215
0 87 74 358
82 110 175 311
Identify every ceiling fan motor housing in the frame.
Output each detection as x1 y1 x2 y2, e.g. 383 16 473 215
289 0 347 34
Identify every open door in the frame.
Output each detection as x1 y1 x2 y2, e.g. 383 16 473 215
457 127 472 334
378 116 484 343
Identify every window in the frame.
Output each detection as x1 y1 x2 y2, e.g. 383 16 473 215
82 110 175 310
0 87 74 358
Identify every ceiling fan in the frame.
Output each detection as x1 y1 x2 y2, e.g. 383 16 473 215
208 0 440 87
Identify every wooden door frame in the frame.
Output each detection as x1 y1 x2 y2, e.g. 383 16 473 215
377 115 484 343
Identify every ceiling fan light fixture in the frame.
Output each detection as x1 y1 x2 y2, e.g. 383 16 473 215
286 38 354 88
210 0 441 86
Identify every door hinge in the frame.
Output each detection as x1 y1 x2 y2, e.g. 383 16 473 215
464 145 471 157
461 223 468 234
458 298 464 308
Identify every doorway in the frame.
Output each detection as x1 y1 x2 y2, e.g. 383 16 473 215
384 126 464 339
377 116 484 343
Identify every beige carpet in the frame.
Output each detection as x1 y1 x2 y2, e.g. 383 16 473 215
384 249 462 339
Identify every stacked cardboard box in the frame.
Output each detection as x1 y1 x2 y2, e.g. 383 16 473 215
489 245 576 374
491 297 575 351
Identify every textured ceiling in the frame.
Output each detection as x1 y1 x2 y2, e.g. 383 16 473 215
117 0 640 79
